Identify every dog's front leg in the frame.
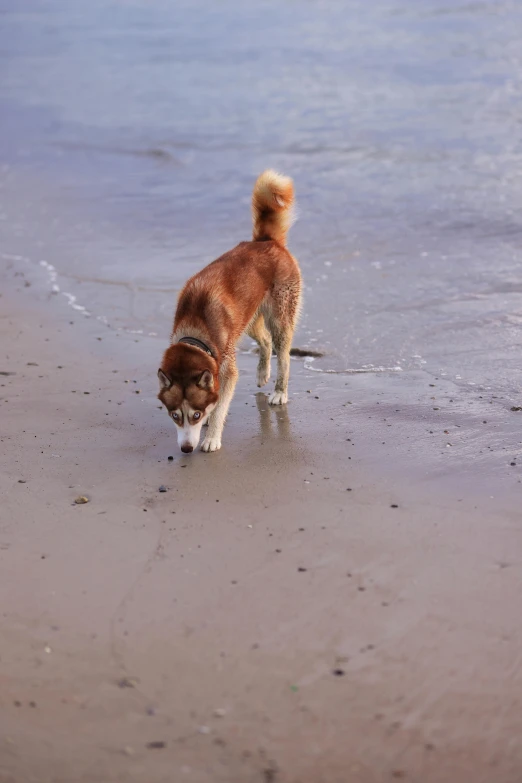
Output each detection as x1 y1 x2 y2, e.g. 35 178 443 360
201 358 238 452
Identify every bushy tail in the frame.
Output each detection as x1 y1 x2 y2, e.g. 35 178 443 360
252 169 295 246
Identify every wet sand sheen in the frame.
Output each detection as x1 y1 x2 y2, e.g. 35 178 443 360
0 267 521 782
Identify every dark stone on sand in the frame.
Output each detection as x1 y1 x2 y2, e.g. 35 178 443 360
289 347 324 358
158 485 167 492
146 741 166 749
117 677 138 689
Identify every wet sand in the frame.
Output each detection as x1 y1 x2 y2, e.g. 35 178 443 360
1 268 521 783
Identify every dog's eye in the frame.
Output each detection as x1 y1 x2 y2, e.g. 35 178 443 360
193 411 201 421
171 412 180 421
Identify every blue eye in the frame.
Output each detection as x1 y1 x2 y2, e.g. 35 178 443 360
171 412 180 421
193 411 201 421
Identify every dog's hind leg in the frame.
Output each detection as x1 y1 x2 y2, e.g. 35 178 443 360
247 313 272 388
267 281 301 406
268 326 292 406
201 356 238 452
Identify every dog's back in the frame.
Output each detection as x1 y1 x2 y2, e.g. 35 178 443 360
173 240 296 348
172 170 300 352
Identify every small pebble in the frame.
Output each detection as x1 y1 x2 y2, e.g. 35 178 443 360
74 496 89 504
146 741 166 749
158 485 167 493
168 456 174 461
390 504 398 509
297 567 307 572
18 479 27 484
118 677 138 689
213 708 227 718
332 669 345 677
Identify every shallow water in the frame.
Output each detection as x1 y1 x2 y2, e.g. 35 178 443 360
1 0 521 395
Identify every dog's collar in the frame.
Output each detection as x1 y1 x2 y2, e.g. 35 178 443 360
178 336 215 358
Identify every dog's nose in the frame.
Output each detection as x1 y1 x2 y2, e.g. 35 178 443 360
180 444 193 454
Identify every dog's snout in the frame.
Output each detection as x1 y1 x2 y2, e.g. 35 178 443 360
180 444 194 454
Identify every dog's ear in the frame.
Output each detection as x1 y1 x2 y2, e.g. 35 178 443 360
197 370 214 390
158 369 172 390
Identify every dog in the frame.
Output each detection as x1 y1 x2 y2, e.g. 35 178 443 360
158 170 301 453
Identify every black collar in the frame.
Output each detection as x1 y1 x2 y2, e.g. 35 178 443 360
178 336 215 358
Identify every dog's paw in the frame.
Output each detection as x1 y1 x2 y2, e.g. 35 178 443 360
268 390 288 405
257 367 271 388
201 435 222 452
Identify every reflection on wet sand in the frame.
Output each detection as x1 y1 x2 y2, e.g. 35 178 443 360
255 392 292 442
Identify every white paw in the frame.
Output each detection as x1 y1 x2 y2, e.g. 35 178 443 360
257 368 270 388
268 390 288 405
201 435 222 452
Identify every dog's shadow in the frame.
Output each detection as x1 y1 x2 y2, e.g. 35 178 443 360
255 392 291 441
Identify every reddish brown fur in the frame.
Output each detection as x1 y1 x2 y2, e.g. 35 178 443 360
158 344 219 412
172 241 298 355
252 170 295 245
158 169 301 452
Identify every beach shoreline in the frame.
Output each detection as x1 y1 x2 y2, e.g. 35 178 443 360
1 259 521 783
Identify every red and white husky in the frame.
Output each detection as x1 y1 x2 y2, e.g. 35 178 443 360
158 170 301 453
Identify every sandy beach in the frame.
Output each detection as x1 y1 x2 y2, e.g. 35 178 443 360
2 1 522 779
1 260 521 783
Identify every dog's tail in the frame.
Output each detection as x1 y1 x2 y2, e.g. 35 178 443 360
252 169 295 246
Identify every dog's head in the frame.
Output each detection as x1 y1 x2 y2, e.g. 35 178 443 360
158 344 219 453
